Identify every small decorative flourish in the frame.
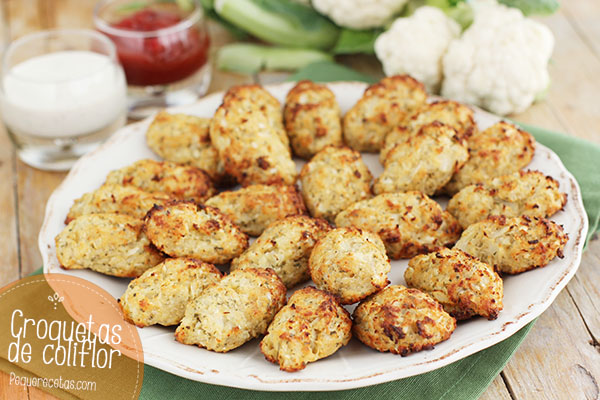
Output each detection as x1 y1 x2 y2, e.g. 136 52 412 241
48 292 64 310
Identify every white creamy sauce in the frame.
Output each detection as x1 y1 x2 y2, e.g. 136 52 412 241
1 51 126 138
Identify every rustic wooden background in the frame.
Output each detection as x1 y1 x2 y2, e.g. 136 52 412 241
0 0 598 399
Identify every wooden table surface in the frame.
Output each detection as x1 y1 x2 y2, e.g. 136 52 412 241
0 1 598 399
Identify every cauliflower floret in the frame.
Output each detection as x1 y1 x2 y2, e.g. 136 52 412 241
375 7 461 93
312 0 408 30
441 1 554 115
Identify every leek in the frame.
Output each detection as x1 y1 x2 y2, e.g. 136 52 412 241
214 0 340 50
217 43 334 74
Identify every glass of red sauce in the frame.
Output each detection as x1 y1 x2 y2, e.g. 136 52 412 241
94 0 211 119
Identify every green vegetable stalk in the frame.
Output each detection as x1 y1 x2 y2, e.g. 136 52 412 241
498 0 559 15
424 0 559 16
332 29 381 55
214 0 340 50
415 0 557 30
217 44 334 74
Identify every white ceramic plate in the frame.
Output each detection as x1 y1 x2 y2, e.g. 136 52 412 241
40 82 588 391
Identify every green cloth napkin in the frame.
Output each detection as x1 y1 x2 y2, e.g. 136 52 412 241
516 122 600 241
139 325 533 400
25 62 600 399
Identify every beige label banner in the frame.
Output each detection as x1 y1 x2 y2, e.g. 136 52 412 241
0 274 143 399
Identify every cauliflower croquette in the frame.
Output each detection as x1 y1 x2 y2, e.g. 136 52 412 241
381 100 476 161
175 268 286 352
405 248 503 320
231 216 331 288
56 213 163 277
374 122 468 196
409 100 476 140
299 146 372 222
283 80 343 159
221 84 289 150
145 111 227 183
66 184 170 224
447 170 567 228
260 287 352 372
144 201 248 264
443 121 535 195
352 285 456 356
343 75 427 152
119 258 222 327
105 159 216 203
210 90 296 186
335 192 462 259
205 184 307 236
308 227 390 304
454 215 568 274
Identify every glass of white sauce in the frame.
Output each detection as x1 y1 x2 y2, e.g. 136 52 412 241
0 29 127 171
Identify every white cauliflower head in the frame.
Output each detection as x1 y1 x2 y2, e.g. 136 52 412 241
441 0 554 115
312 0 409 30
374 6 460 93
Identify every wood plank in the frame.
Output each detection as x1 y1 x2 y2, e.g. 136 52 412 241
27 385 59 400
15 162 66 277
501 289 600 399
531 8 600 144
0 371 29 400
565 239 600 345
511 102 570 136
0 1 9 51
49 0 96 29
0 128 20 287
559 0 600 60
5 0 44 39
479 375 513 400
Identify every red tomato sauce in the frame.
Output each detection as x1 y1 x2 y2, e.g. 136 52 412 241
103 9 209 86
